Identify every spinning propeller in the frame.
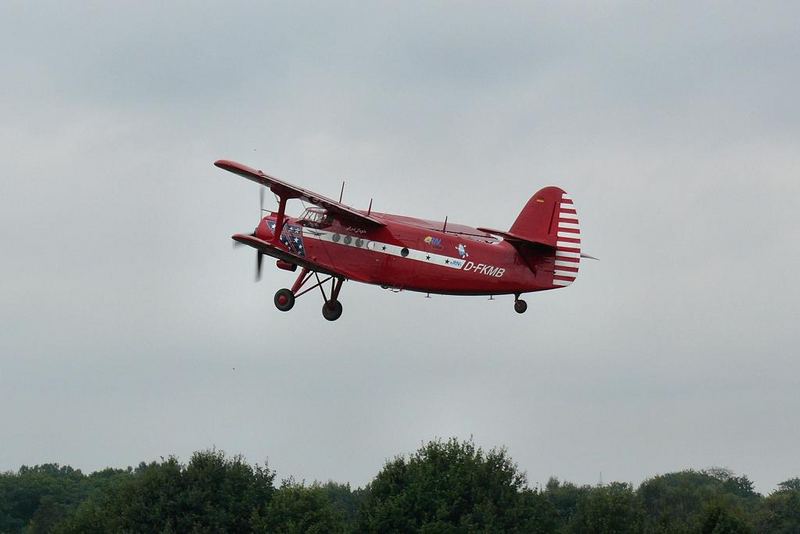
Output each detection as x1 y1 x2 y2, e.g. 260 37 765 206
233 186 268 281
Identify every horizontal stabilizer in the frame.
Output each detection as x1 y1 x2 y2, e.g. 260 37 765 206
475 227 555 248
479 226 597 260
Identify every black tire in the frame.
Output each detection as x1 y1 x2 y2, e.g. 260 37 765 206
514 299 527 314
274 288 295 312
322 300 343 321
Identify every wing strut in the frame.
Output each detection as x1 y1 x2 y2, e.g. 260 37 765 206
273 195 288 246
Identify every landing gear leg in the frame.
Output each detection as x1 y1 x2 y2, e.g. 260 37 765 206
270 268 345 320
291 268 310 294
514 294 527 314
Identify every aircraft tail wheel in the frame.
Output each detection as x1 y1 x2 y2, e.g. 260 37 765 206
322 300 343 321
514 299 527 314
274 288 295 312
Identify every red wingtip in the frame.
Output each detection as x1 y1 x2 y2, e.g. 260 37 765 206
214 159 266 178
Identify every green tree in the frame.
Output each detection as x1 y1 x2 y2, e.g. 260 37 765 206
320 481 364 529
251 479 348 533
754 478 800 533
699 501 752 534
0 464 95 533
703 468 759 500
543 477 589 528
6 445 800 533
57 450 274 533
777 478 800 492
358 438 557 533
568 482 644 534
638 470 759 533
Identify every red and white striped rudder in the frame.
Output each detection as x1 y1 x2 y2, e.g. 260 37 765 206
552 192 580 287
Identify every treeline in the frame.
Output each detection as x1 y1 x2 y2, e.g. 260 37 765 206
1 439 798 533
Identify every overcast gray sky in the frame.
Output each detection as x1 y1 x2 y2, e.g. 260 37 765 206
1 1 798 493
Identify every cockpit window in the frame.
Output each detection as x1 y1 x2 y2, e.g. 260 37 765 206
300 207 331 227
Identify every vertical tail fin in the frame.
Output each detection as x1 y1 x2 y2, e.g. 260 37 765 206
509 187 581 287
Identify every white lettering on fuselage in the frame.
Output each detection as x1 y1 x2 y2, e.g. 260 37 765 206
463 261 505 278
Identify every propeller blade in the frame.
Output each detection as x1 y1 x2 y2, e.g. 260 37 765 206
580 253 599 260
256 252 263 281
259 186 266 214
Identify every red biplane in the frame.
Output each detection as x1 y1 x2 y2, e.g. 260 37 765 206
217 160 593 321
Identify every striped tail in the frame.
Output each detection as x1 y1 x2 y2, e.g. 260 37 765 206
507 186 581 288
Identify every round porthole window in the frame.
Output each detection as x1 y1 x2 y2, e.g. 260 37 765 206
400 247 409 257
344 235 352 245
355 238 363 247
332 234 341 243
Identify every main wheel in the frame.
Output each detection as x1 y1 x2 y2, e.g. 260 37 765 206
274 288 295 312
514 299 527 314
322 300 343 321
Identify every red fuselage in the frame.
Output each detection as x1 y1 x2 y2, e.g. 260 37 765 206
255 211 560 296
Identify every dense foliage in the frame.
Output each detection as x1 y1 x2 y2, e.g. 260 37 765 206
0 440 797 533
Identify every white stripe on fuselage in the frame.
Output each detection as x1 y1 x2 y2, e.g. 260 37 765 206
301 227 467 269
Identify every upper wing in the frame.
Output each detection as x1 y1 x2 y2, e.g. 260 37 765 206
215 159 384 227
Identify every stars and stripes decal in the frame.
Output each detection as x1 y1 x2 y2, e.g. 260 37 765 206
552 192 580 287
268 221 306 257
